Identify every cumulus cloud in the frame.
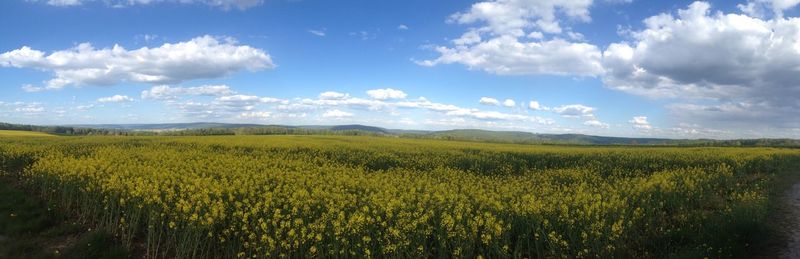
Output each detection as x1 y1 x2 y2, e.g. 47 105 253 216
629 116 652 130
601 1 800 129
419 0 604 76
398 24 409 30
479 97 500 106
366 88 407 100
447 0 593 36
502 99 516 107
419 36 603 76
322 109 354 118
0 35 273 90
141 85 235 100
30 0 264 10
98 95 133 103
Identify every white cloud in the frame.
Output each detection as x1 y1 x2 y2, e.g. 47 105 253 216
395 97 462 112
349 31 376 40
319 91 350 100
583 119 609 128
308 29 326 37
76 104 95 111
141 85 235 100
322 109 354 118
31 0 264 10
502 99 516 107
419 0 603 76
444 108 552 124
12 102 45 114
157 91 287 120
738 0 800 17
478 97 500 106
601 1 800 129
98 95 133 103
552 104 595 118
629 116 652 130
44 0 81 6
448 0 593 36
301 97 386 111
21 84 44 92
0 35 273 90
366 88 407 100
239 111 271 119
217 95 287 104
419 36 603 76
527 31 544 39
528 100 544 110
398 24 409 30
282 92 553 125
669 122 731 137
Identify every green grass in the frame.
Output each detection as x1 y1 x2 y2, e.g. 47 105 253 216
0 177 129 259
0 130 55 137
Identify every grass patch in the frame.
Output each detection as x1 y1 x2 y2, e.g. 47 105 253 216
0 177 129 259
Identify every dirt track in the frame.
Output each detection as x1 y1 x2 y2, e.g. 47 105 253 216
781 183 800 258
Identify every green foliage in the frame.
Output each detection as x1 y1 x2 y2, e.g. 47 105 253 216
0 135 799 258
0 177 129 259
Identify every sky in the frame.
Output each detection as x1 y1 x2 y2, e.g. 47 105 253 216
1 0 799 139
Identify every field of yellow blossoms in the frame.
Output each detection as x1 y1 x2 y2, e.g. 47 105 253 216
1 135 799 258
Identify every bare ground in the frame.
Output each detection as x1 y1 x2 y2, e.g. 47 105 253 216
780 183 800 258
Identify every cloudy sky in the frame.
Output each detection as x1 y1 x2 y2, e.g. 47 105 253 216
1 0 799 139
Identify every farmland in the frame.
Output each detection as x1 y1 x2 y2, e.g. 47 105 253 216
0 130 55 137
1 135 799 258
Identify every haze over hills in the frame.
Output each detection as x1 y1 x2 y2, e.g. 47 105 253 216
65 122 268 130
16 122 796 146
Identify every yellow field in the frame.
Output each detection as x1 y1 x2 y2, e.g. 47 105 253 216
1 135 799 258
0 130 55 137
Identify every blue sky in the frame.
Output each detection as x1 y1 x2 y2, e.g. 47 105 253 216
1 0 799 139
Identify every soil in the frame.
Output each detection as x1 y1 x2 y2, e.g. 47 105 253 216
781 183 800 258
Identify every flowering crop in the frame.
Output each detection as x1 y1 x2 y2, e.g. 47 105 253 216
0 135 798 258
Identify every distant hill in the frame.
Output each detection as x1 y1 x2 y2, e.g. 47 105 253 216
329 125 388 134
2 122 798 147
70 123 391 134
422 129 674 145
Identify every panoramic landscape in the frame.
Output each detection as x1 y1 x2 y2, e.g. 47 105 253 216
2 0 800 258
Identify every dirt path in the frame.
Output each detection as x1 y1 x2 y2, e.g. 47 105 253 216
781 183 800 258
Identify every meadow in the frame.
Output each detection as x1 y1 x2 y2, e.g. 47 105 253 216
1 134 799 258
